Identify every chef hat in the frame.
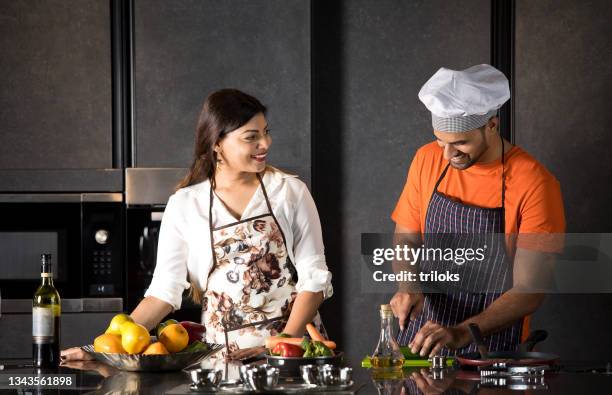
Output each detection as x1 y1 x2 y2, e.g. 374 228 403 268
418 64 510 133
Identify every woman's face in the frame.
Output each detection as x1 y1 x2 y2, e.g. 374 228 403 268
216 112 271 174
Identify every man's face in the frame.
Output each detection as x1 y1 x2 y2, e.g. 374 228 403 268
434 127 489 170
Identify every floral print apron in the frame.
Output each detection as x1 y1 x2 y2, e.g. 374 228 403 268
203 173 325 354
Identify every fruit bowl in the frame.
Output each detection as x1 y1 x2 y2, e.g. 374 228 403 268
81 342 224 372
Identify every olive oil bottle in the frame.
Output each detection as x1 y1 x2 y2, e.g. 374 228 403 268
32 254 61 368
371 304 404 377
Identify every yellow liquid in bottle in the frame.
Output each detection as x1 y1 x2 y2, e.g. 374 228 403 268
371 356 405 379
371 356 405 369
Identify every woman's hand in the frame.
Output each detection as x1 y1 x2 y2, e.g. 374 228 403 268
60 347 95 362
226 346 266 361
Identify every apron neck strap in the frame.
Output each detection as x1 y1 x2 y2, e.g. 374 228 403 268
208 171 273 226
256 172 274 214
433 134 507 211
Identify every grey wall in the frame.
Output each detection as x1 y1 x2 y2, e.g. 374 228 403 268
133 0 311 178
313 0 491 367
515 0 612 360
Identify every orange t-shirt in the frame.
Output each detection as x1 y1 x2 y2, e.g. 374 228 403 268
391 142 566 253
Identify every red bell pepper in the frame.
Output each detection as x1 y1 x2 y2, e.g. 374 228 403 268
271 342 305 357
179 321 206 344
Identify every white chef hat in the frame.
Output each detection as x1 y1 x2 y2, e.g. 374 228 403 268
418 64 510 133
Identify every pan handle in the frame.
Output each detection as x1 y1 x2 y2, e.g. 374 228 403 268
519 329 548 352
467 323 489 359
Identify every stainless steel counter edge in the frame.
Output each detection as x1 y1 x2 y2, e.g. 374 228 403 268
0 193 123 203
1 298 123 313
125 166 311 207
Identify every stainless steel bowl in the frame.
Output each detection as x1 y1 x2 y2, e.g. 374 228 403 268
339 366 353 385
317 364 353 386
81 343 224 372
299 364 318 385
239 363 251 384
187 368 222 389
243 364 279 391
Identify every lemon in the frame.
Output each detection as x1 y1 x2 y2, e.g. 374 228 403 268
120 322 151 354
105 313 134 336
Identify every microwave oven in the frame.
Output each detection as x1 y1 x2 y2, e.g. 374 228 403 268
0 193 123 299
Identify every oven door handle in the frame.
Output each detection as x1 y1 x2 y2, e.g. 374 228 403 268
139 226 149 271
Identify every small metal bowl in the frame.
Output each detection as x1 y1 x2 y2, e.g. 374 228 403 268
239 364 251 384
187 368 222 390
317 364 353 386
243 364 279 391
300 364 318 385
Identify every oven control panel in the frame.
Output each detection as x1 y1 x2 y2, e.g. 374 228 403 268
83 203 123 297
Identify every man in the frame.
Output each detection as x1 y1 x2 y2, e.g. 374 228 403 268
390 64 565 357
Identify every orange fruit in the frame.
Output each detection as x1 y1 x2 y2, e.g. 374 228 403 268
119 321 151 354
159 323 189 353
94 333 126 353
143 342 169 355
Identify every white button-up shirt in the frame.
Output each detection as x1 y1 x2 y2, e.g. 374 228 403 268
144 167 333 310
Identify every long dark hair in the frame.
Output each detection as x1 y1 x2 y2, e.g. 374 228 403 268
177 89 266 305
176 89 267 191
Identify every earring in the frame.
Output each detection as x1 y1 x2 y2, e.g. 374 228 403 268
215 152 223 170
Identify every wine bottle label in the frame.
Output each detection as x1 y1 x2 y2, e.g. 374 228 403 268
32 307 55 340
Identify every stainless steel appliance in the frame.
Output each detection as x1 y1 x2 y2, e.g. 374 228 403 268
124 168 200 321
0 193 124 299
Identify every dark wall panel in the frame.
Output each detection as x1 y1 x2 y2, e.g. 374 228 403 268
313 0 490 367
0 0 112 170
515 0 612 360
133 0 311 175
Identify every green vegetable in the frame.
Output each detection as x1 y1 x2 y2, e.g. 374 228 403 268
301 337 315 357
313 341 333 357
182 340 209 353
277 333 291 338
299 338 333 357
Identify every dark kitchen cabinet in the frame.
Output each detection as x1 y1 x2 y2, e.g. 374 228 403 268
0 0 119 192
132 0 311 179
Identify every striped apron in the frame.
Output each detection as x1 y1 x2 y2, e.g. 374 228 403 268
397 137 522 355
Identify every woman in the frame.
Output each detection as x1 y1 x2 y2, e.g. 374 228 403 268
62 89 333 361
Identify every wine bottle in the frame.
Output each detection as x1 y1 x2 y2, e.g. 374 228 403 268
32 254 61 368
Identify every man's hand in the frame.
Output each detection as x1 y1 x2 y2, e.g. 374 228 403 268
390 290 424 330
409 321 470 357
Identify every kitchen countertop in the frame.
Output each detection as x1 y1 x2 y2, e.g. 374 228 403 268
1 358 611 394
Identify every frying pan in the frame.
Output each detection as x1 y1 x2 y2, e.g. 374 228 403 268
455 324 559 368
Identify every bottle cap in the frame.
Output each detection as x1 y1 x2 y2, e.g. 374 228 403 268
40 254 52 274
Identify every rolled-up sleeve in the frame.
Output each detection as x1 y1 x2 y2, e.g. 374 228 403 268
291 183 333 299
144 194 191 310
